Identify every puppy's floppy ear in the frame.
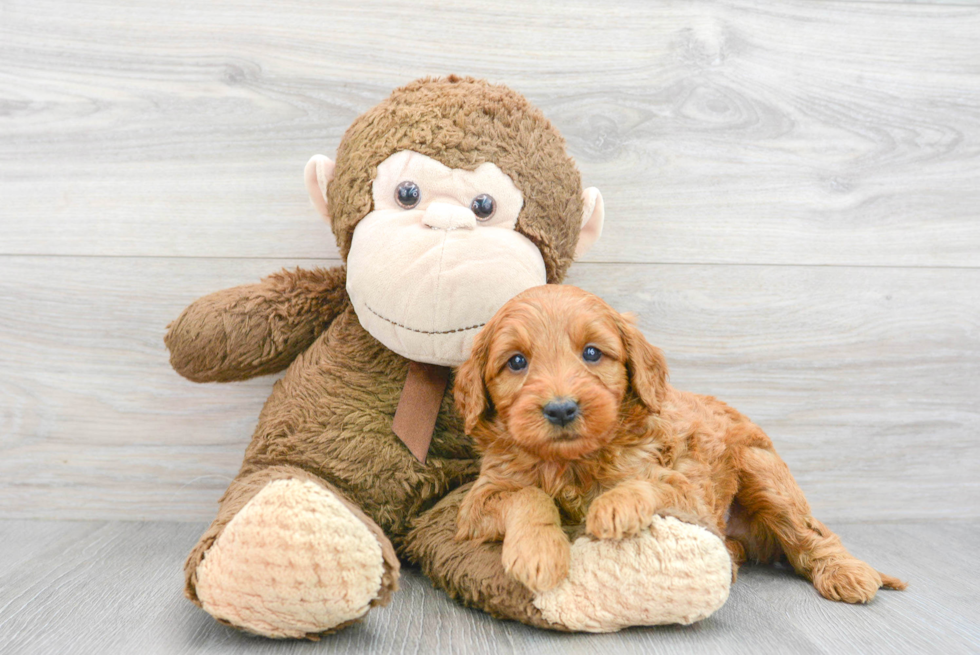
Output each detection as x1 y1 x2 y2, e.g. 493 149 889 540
454 325 494 433
618 313 669 414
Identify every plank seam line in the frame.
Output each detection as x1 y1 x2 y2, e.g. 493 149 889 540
0 254 976 271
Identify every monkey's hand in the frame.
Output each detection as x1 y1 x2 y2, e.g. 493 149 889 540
165 266 348 382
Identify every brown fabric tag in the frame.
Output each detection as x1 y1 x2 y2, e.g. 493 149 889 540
392 362 451 464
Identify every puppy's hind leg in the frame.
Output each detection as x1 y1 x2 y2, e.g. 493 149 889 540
734 445 907 603
723 538 745 582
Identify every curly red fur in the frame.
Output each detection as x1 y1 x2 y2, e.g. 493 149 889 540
455 285 907 600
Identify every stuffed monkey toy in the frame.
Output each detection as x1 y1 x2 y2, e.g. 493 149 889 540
166 76 732 639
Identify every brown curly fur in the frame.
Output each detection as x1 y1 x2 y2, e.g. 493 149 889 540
454 285 908 601
165 77 593 636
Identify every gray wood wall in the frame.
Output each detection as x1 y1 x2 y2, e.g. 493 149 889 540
1 0 978 523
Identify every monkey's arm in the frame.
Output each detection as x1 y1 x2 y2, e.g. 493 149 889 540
165 266 348 382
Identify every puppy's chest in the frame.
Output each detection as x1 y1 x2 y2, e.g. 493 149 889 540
554 487 597 525
537 468 606 525
537 446 666 525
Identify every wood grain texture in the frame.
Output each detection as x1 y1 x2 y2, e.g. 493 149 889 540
1 0 978 265
0 519 976 655
0 256 976 522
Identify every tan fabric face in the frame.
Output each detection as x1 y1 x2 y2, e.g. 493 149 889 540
373 151 525 228
346 151 547 366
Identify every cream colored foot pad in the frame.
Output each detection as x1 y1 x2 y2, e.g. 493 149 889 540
532 516 732 632
195 478 386 638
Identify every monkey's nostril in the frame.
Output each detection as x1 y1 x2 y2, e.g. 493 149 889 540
542 398 580 427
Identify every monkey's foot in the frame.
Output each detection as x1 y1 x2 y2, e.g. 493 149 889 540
531 516 732 631
194 478 397 639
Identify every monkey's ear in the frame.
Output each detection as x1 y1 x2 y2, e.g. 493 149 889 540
574 187 604 259
453 329 493 434
304 155 336 224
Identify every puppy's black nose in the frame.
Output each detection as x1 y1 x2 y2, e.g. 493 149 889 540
542 398 580 427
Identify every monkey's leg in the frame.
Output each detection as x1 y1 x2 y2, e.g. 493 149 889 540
405 484 732 632
185 465 399 639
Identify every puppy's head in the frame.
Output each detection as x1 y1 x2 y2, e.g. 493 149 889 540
454 285 668 461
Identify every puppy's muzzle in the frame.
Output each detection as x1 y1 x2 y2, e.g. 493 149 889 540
542 398 580 428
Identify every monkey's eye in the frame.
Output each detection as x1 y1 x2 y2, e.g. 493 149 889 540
470 194 495 221
395 181 421 209
582 346 602 363
507 353 528 372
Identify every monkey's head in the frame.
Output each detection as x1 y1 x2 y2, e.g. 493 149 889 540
305 76 604 366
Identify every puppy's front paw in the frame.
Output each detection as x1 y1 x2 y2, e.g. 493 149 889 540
586 489 654 539
501 527 571 593
455 506 499 544
454 513 479 542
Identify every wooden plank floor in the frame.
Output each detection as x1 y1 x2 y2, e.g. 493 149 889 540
0 519 976 655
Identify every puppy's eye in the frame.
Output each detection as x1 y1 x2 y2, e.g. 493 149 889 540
471 194 495 221
395 181 421 208
507 353 528 372
582 346 602 363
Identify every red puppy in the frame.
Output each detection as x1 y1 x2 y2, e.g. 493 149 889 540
454 285 907 600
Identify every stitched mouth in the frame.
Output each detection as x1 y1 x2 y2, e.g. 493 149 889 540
364 302 486 336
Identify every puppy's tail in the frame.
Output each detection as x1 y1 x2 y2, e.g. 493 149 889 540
879 572 908 591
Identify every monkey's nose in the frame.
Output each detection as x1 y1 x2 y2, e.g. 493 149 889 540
542 398 580 427
422 202 477 231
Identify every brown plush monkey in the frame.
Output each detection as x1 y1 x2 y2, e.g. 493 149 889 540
166 76 731 639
